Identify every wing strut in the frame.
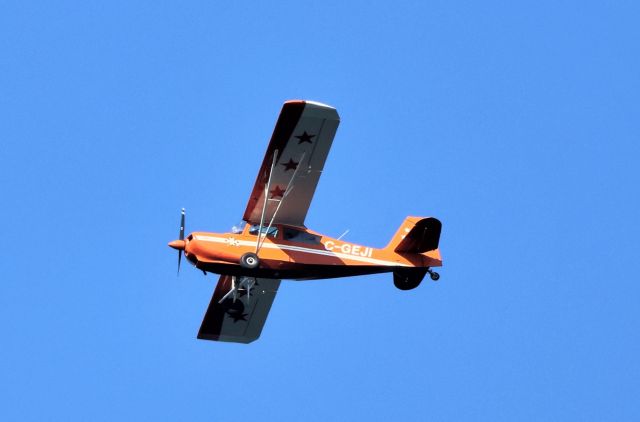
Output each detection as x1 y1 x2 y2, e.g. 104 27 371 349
255 151 278 254
256 152 306 254
218 276 257 304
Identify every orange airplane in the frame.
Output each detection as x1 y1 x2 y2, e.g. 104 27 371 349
169 100 443 343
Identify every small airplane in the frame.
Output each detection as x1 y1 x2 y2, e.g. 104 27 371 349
169 100 443 343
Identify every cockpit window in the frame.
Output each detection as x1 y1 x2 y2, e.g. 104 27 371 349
283 227 321 244
231 222 246 234
248 225 278 238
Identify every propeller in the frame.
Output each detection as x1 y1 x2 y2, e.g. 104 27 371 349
178 208 185 273
168 208 186 275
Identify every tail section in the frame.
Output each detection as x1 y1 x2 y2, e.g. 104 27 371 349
386 216 442 253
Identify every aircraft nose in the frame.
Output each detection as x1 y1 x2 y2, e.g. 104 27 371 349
168 239 186 250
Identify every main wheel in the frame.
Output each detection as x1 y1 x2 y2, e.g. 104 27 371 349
240 252 260 269
430 271 440 281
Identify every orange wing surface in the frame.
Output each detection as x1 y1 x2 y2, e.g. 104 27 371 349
243 100 340 227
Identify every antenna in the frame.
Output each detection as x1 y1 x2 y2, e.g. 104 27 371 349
336 229 350 241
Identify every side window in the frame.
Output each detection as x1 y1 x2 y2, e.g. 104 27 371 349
283 227 321 244
248 225 278 238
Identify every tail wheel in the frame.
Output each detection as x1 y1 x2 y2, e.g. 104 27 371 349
426 268 440 281
240 252 260 269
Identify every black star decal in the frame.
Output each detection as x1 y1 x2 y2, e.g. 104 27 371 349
295 131 315 144
281 158 298 172
226 309 248 323
270 185 285 199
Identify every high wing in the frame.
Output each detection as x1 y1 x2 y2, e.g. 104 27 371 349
243 100 340 227
197 275 281 344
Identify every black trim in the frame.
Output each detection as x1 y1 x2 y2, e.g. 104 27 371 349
196 261 396 280
197 275 232 341
395 218 442 253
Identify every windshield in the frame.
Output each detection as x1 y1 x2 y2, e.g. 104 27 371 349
231 222 246 234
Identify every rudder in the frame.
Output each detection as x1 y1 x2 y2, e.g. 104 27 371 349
386 217 442 253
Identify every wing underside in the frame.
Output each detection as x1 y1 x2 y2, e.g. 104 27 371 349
197 275 281 344
243 100 340 227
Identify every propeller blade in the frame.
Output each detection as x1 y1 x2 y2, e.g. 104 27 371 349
179 208 185 240
177 208 185 276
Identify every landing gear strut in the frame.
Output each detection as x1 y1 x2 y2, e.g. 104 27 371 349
427 268 440 281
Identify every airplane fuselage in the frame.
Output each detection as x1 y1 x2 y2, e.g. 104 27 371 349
166 100 444 343
180 223 441 281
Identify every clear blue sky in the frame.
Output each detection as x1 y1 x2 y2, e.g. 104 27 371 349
1 1 639 420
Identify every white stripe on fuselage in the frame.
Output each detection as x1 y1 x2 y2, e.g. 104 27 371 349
192 235 410 267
